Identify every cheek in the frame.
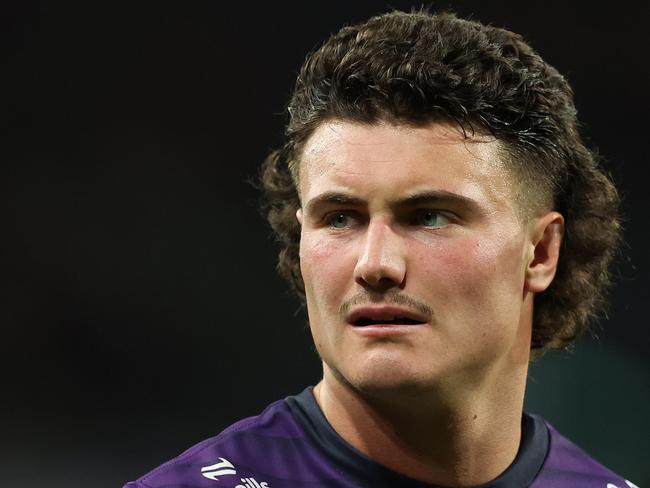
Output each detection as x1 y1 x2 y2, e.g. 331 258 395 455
300 232 357 357
300 232 355 311
413 235 525 314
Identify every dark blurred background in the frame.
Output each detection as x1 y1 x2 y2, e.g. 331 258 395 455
2 2 648 487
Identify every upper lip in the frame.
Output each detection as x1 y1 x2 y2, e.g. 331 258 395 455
346 305 429 326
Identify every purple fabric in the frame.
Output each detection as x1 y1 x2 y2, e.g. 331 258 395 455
123 388 634 488
529 422 633 488
125 398 345 488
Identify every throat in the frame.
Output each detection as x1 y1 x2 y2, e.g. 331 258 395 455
314 376 524 487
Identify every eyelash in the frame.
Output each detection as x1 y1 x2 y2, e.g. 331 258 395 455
325 212 357 229
323 210 454 229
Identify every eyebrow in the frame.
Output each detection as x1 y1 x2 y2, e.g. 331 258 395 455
304 190 481 215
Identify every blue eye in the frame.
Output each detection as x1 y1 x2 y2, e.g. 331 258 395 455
416 210 449 228
328 213 350 229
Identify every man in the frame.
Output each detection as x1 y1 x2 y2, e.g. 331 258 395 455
125 10 634 488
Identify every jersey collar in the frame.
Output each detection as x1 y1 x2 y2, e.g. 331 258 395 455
287 386 549 488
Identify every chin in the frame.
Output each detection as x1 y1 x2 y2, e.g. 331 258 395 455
335 359 439 399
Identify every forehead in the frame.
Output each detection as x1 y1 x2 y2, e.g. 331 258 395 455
298 120 517 213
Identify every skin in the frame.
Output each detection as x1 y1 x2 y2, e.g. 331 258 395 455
296 120 564 487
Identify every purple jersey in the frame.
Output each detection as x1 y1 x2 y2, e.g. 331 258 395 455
124 387 636 488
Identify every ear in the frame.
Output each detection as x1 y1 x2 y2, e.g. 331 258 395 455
296 208 303 225
525 211 564 293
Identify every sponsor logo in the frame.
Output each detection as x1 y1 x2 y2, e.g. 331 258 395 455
201 457 237 481
607 481 639 488
235 478 270 488
199 459 270 487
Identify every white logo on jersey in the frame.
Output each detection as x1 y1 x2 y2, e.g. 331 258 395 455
200 457 237 481
236 477 270 488
607 481 639 488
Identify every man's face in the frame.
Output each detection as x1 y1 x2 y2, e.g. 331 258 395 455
297 120 539 398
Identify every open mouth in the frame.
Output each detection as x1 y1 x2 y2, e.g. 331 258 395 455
346 305 430 328
352 317 425 326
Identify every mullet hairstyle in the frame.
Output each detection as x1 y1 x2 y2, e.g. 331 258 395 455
259 10 621 355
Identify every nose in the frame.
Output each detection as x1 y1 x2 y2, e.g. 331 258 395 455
354 219 406 290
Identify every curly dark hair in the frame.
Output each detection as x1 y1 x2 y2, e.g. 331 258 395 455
260 10 621 354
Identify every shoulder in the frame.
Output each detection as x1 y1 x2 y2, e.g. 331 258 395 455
531 417 639 488
123 397 305 488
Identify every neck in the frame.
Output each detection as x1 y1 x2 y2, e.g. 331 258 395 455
314 360 528 487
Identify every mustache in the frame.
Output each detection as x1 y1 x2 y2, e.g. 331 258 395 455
339 290 434 322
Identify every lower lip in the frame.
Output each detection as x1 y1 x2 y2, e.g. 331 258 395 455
350 324 426 337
